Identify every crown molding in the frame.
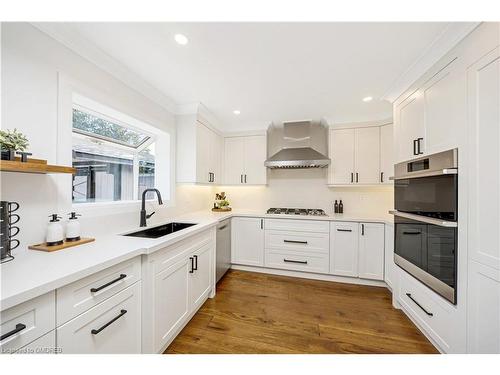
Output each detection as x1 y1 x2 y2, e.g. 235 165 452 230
381 22 481 103
31 22 179 115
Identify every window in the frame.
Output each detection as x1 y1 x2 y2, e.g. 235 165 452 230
72 101 162 204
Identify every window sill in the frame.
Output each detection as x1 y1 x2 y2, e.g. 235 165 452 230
72 199 171 217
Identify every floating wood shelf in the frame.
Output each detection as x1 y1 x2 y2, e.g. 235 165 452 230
0 159 76 174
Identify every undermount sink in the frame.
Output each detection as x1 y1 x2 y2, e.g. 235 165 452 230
124 222 196 239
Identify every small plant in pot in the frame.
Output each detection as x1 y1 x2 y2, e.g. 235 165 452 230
0 129 29 161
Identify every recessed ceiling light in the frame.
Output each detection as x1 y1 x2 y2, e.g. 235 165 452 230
174 34 188 45
362 96 373 102
233 110 241 115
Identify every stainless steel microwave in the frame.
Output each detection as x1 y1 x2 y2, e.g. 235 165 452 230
390 149 458 304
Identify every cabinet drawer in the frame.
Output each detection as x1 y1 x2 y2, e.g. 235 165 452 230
398 269 454 352
57 282 141 354
265 251 329 274
14 330 56 354
1 291 55 353
265 230 329 254
265 219 329 233
56 257 141 326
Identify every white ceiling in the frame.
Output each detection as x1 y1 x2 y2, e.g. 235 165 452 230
40 22 468 131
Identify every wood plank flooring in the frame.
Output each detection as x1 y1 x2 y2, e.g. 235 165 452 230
164 270 438 354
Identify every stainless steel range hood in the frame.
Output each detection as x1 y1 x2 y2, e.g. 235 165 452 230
264 120 331 169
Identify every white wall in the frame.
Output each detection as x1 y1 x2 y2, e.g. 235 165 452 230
1 23 212 248
219 168 393 216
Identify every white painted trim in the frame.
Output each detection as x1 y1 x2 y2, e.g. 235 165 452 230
230 264 387 288
382 22 481 103
31 22 179 115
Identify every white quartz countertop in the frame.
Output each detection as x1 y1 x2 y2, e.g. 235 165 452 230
0 209 392 311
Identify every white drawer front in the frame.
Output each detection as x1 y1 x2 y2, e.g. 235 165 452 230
1 291 55 353
398 270 454 352
265 219 329 233
56 257 141 326
14 331 56 354
265 251 329 274
57 282 141 354
265 230 329 254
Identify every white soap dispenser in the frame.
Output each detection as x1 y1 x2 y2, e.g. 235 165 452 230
46 214 64 246
66 212 81 242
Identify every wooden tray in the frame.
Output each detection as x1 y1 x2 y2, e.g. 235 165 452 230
29 238 95 252
212 207 232 212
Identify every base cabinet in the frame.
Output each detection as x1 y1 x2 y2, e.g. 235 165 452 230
231 217 265 266
358 223 385 280
57 282 142 354
330 222 359 277
189 243 213 310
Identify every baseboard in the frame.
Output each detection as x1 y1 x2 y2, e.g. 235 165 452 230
230 264 388 288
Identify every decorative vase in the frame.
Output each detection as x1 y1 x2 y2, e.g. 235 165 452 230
1 149 16 161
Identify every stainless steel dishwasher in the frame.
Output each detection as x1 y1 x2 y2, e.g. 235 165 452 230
216 219 231 283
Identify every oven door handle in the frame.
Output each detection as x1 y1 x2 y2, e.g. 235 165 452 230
389 168 457 180
389 210 457 227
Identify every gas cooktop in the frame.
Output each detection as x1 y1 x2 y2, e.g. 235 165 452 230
266 208 327 216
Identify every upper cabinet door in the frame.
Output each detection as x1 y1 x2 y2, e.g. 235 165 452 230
329 128 355 185
379 123 393 183
422 57 464 155
209 130 222 184
243 135 267 185
467 48 500 270
394 91 425 162
196 122 211 184
224 137 245 184
354 127 380 184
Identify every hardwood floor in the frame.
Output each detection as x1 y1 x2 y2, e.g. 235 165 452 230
164 270 438 354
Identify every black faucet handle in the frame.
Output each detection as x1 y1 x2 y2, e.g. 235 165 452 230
146 211 156 219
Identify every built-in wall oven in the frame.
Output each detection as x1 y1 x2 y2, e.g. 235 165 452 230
390 149 458 304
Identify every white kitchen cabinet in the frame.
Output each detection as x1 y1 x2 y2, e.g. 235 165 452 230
394 90 425 162
358 223 385 280
57 282 142 354
354 127 380 184
153 257 190 352
189 242 213 311
177 112 223 184
379 123 393 183
330 222 359 277
224 135 267 185
14 331 56 354
329 128 355 185
231 217 265 266
384 224 396 290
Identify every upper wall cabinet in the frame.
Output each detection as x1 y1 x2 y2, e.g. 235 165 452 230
224 135 267 185
393 56 465 163
379 123 394 183
328 124 390 186
177 113 222 184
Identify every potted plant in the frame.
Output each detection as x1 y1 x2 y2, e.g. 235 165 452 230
0 129 29 161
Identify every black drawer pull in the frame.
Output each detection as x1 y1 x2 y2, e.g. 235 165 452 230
90 274 126 293
283 239 308 245
283 259 308 264
91 309 127 335
189 257 194 273
1 323 26 341
403 231 421 235
193 255 198 271
406 293 433 316
337 229 352 232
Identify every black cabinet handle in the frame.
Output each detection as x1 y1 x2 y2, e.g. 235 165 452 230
283 259 308 264
406 293 433 316
381 172 384 183
417 138 424 155
91 309 127 335
403 231 421 235
356 172 359 183
351 172 354 183
189 257 194 273
240 174 243 183
361 224 365 236
1 323 26 341
244 174 247 183
283 239 308 244
90 274 126 293
413 139 417 155
260 219 263 229
337 228 352 232
193 255 198 271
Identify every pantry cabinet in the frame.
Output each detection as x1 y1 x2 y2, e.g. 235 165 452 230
177 112 222 184
231 217 265 266
328 125 387 185
224 135 267 185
